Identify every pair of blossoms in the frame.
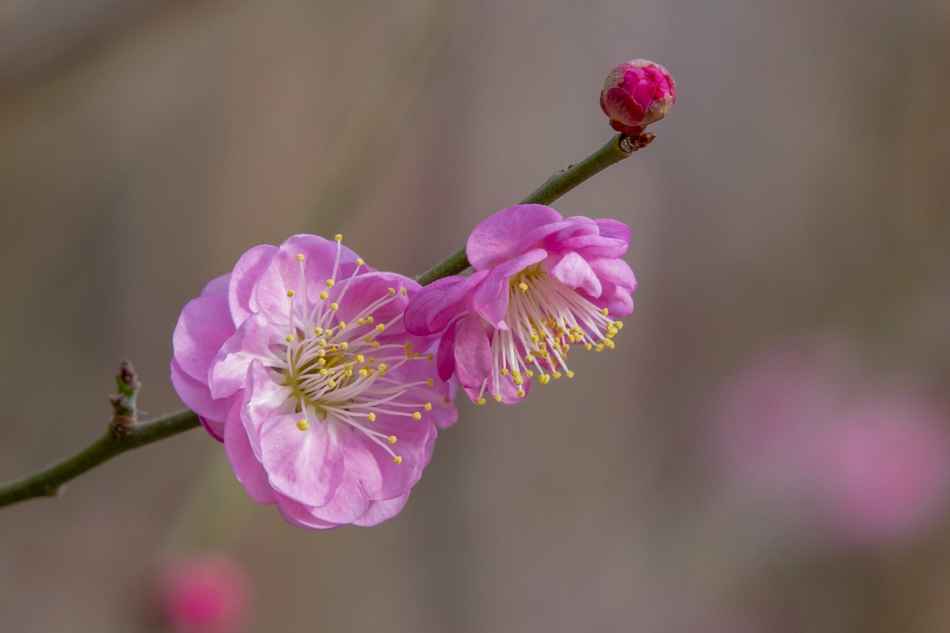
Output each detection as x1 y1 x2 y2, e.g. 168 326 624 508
172 205 636 529
170 58 667 529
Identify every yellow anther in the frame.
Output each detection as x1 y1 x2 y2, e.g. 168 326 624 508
424 403 432 411
334 234 343 242
338 321 346 329
426 354 434 362
404 342 413 351
525 370 534 377
615 321 624 330
296 253 305 261
329 302 339 311
604 339 615 349
400 288 407 296
584 343 593 351
427 379 434 386
317 349 326 358
366 316 374 324
539 374 551 385
412 412 422 420
553 372 563 380
372 342 380 349
476 398 487 405
378 363 389 372
319 291 329 300
387 288 396 296
518 282 529 292
326 279 335 287
367 413 376 422
514 377 524 386
525 354 535 363
314 327 324 335
501 368 509 376
319 368 329 376
493 394 502 402
318 339 327 346
368 357 376 364
356 354 365 362
364 335 373 343
443 396 451 404
601 308 609 316
286 290 295 297
356 258 364 266
517 390 526 398
595 344 605 352
318 358 327 366
359 369 369 378
393 456 403 465
376 324 385 332
285 335 294 343
388 435 397 444
296 420 310 431
357 318 366 326
327 379 336 388
566 370 575 378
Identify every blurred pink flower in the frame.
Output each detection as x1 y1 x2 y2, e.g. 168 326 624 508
405 204 636 404
711 337 950 546
600 59 676 136
155 554 252 633
815 394 950 545
171 235 457 528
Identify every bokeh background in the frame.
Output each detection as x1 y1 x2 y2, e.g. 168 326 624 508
2 0 950 631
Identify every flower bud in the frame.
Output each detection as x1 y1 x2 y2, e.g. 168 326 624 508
152 554 253 633
600 59 676 136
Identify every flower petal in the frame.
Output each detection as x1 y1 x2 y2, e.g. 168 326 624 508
353 493 411 526
170 358 232 437
404 276 465 335
228 244 277 327
208 314 283 400
173 293 235 383
454 317 492 391
274 493 339 530
547 250 603 297
516 216 599 253
467 204 563 270
223 403 276 504
201 273 231 299
258 411 344 508
587 257 637 291
436 319 460 381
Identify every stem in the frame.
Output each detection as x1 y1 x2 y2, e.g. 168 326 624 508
0 133 646 510
0 410 199 509
415 133 640 286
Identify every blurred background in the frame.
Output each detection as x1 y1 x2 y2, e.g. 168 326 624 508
2 0 950 631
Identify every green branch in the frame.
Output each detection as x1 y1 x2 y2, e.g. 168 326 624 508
0 132 650 510
0 409 200 509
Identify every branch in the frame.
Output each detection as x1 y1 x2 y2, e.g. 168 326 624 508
0 132 650 510
414 132 651 286
0 409 200 509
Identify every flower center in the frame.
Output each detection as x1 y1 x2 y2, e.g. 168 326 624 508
271 236 438 464
476 265 622 404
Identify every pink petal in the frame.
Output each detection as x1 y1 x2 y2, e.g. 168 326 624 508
587 257 637 291
515 216 598 253
258 411 345 508
547 250 603 297
353 493 411 526
436 319 460 381
471 249 548 328
241 360 294 458
223 403 276 504
427 270 490 332
595 219 632 244
454 318 492 391
274 493 339 530
173 294 235 383
405 276 465 335
170 358 232 436
228 245 277 327
558 234 629 259
208 314 283 400
200 273 231 298
467 204 563 270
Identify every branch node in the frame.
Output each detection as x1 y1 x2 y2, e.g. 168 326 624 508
619 132 656 153
109 360 140 440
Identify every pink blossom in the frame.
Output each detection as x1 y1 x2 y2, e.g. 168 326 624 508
815 394 950 546
600 59 676 136
154 553 252 633
171 235 457 529
405 204 636 404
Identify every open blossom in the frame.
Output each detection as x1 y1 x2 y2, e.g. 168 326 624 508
171 234 457 529
406 204 637 404
600 59 676 136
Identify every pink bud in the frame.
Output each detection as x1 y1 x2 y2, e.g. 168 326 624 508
600 59 676 136
154 554 253 633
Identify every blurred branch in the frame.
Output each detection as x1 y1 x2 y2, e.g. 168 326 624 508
415 132 649 286
0 131 649 511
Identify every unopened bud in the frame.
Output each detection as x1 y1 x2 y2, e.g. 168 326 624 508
600 59 676 136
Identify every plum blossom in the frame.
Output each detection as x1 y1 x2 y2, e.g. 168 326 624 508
171 234 457 529
600 59 676 136
151 553 252 633
405 204 637 404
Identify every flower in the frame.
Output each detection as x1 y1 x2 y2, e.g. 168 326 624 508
405 204 637 404
600 59 676 136
152 553 252 633
171 234 457 529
